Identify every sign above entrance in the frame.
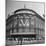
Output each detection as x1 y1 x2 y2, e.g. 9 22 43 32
15 11 35 15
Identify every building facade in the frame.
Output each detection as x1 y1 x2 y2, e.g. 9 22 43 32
6 8 45 44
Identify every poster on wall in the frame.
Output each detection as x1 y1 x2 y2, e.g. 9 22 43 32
6 0 45 46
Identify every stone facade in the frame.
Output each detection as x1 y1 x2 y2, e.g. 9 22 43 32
6 9 45 44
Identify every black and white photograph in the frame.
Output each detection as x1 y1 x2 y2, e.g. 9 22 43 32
6 0 45 46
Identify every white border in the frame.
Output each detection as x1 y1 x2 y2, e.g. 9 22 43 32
0 0 5 46
0 0 46 46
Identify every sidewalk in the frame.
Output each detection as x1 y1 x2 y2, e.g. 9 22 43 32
6 40 45 46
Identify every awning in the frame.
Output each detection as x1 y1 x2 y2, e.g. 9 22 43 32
10 32 37 35
10 32 37 38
